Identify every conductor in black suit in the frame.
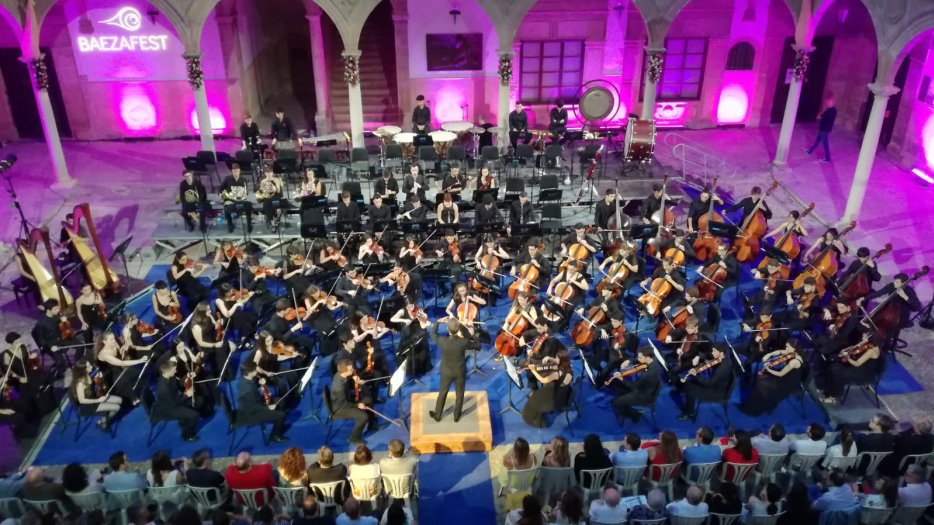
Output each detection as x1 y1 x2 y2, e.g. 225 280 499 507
237 361 289 442
608 348 662 423
153 358 203 442
429 317 470 422
678 346 733 421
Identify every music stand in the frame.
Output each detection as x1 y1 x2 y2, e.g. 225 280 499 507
707 221 739 239
538 189 563 203
499 357 525 415
335 220 361 235
302 223 328 239
577 347 596 386
760 244 790 265
400 219 434 235
473 187 499 205
374 219 398 233
514 223 541 237
299 357 326 424
109 236 136 297
475 222 505 236
388 359 409 429
630 223 658 241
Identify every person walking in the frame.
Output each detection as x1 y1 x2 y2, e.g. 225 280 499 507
806 95 837 163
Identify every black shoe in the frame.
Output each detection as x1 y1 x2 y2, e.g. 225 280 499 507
183 435 199 442
453 414 461 423
429 410 442 422
270 435 288 443
227 225 235 234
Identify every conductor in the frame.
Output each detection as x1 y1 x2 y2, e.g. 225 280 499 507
429 317 470 423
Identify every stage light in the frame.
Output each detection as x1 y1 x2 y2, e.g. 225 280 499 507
921 115 934 170
119 92 157 131
0 154 16 173
717 84 749 125
912 167 934 185
190 107 228 133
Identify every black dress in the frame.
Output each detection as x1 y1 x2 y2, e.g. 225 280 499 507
739 358 803 416
279 259 312 298
220 298 258 343
522 370 573 428
398 312 431 377
173 265 209 306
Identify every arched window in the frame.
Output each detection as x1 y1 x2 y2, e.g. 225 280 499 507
726 42 755 70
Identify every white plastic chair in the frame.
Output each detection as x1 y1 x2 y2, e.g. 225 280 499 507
683 462 719 491
614 465 646 496
148 485 186 520
709 513 742 525
309 480 345 517
859 504 894 525
382 473 417 508
786 453 823 489
106 489 145 525
66 490 108 513
647 462 683 501
827 454 859 473
891 503 934 525
23 498 67 516
535 466 574 504
577 467 614 503
747 513 784 525
499 467 538 496
232 487 266 511
630 519 667 525
719 462 757 499
754 454 787 485
854 451 892 480
273 485 307 515
0 497 27 519
348 476 383 510
188 485 226 516
669 515 709 525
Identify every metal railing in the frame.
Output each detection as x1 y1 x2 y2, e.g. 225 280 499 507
663 132 737 185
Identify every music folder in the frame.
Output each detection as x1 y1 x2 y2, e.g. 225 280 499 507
629 223 658 240
707 221 739 239
400 219 434 234
335 220 361 234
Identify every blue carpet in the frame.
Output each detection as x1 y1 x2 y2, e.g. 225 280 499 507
417 452 495 525
877 359 924 395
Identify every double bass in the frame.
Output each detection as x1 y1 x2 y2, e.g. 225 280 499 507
731 181 779 263
646 175 675 258
692 177 723 262
792 221 857 294
837 244 892 302
758 203 815 278
866 267 930 337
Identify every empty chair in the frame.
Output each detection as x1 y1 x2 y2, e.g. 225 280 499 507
148 485 186 520
23 499 68 517
786 453 823 488
317 148 340 178
106 488 145 525
890 503 933 525
0 497 27 519
719 462 756 499
578 467 614 503
480 146 502 171
542 144 564 172
539 174 559 191
541 203 562 233
384 144 404 169
514 144 534 163
350 148 371 179
860 505 894 525
447 145 466 167
418 146 439 174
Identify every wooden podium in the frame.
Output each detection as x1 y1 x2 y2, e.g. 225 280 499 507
409 391 493 454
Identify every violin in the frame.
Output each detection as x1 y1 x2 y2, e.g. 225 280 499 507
311 290 340 310
353 373 362 402
610 325 628 352
360 315 388 333
637 276 673 317
136 320 157 335
679 356 724 382
283 307 308 322
166 304 183 324
758 351 798 376
838 244 892 302
495 305 529 357
793 290 820 319
253 266 279 279
90 368 107 397
508 262 540 300
260 383 274 406
604 363 648 385
696 261 728 302
392 269 411 292
838 340 876 362
59 317 75 340
656 304 691 341
753 320 773 343
215 318 225 341
229 288 252 302
27 351 42 374
731 181 779 263
692 177 723 262
449 241 461 261
270 340 299 358
570 306 608 347
94 294 107 321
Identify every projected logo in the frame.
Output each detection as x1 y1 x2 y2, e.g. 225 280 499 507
77 6 169 52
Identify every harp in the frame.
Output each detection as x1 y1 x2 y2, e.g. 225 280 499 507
63 203 120 294
18 227 73 307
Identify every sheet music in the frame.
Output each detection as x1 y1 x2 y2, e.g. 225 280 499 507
647 339 669 372
389 359 407 397
503 356 522 388
577 347 596 385
299 356 318 394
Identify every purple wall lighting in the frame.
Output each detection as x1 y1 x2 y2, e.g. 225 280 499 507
189 106 228 133
716 83 750 124
921 114 934 172
119 87 158 132
654 102 689 128
433 83 469 123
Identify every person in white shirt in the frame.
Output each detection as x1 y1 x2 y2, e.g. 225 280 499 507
752 424 792 455
347 446 381 500
823 427 858 469
898 465 933 507
336 497 378 525
792 422 828 456
667 485 709 517
589 486 629 523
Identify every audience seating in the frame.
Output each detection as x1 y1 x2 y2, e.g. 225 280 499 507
348 476 383 511
187 485 226 516
859 505 894 525
535 465 575 506
817 506 859 525
718 462 756 499
754 454 787 485
670 515 709 525
273 485 307 515
382 473 418 509
896 452 931 482
308 480 346 517
0 497 27 519
231 487 266 512
709 513 742 525
891 503 934 525
66 491 107 513
614 465 646 496
630 519 667 525
499 467 538 498
854 450 892 480
786 453 823 488
747 513 785 525
683 461 719 492
149 485 186 520
577 467 614 503
22 499 67 517
831 455 859 473
647 462 682 501
106 488 145 525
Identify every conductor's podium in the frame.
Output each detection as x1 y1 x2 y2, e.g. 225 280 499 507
409 391 493 454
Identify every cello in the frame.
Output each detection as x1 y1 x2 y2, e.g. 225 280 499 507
731 181 779 263
656 305 691 341
758 203 815 278
838 244 892 302
559 227 596 272
637 274 673 317
793 221 857 294
692 177 723 262
866 267 929 337
495 305 530 357
695 260 728 302
595 245 635 298
570 306 609 347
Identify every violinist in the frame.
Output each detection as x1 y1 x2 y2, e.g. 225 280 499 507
640 183 666 224
594 189 617 232
0 341 41 439
859 272 922 341
336 190 362 225
179 170 209 233
159 338 214 409
762 210 808 243
120 312 165 359
723 186 772 224
75 284 108 344
335 267 375 316
544 262 590 325
749 258 786 310
301 285 345 357
319 242 346 272
801 228 847 267
662 315 709 372
213 239 247 286
560 224 598 261
399 236 424 269
598 241 641 292
189 301 233 380
511 237 551 288
264 299 316 358
573 285 628 363
153 358 203 442
358 234 386 265
814 301 861 357
507 192 535 238
446 283 487 337
475 194 503 226
436 192 459 226
739 340 804 416
403 164 427 203
739 307 775 371
152 281 183 330
256 166 286 232
495 290 540 360
238 361 289 443
373 168 399 201
331 358 375 446
604 348 662 423
215 283 258 345
366 194 393 233
522 350 574 428
95 331 147 406
170 252 209 306
814 331 881 404
835 247 882 298
400 193 427 221
69 359 123 432
677 346 733 421
435 229 465 294
781 276 821 329
331 337 361 376
391 301 432 377
33 299 82 370
347 314 392 358
655 228 696 262
380 260 419 303
439 165 467 198
279 247 318 298
686 186 723 233
250 331 298 395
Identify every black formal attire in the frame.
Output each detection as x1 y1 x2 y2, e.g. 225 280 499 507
549 107 568 143
271 117 296 145
835 260 882 297
441 173 466 196
522 369 572 428
854 431 895 475
367 203 392 232
475 204 503 225
739 357 803 416
610 360 662 419
374 177 399 200
687 199 715 231
412 106 431 133
863 283 921 335
264 315 315 357
330 373 372 442
594 199 617 230
334 274 372 317
644 266 686 311
171 264 210 308
478 122 494 150
509 200 534 228
32 315 81 370
186 467 226 491
815 354 881 398
153 376 201 439
430 323 469 420
240 121 261 150
656 236 695 261
512 250 551 287
401 201 427 221
403 174 427 202
306 304 341 357
336 201 361 225
180 179 210 232
237 376 287 437
724 197 772 223
640 194 663 222
508 110 529 148
219 175 253 233
680 355 733 416
398 314 431 377
219 298 258 343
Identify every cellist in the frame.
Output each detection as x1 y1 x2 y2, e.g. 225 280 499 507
510 237 551 289
686 186 724 233
639 256 686 314
446 283 487 340
655 228 695 262
858 272 922 342
661 285 708 335
544 261 589 326
762 210 808 244
835 247 882 298
560 224 598 261
723 186 773 224
695 244 739 302
573 284 624 340
801 228 847 269
597 241 641 292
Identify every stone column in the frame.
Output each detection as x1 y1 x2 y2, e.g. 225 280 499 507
392 13 410 125
497 51 514 151
772 45 813 167
641 47 665 121
344 50 364 147
842 83 900 222
25 53 74 188
185 54 216 153
306 13 331 135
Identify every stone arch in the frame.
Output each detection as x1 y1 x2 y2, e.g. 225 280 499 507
880 7 934 85
312 0 381 53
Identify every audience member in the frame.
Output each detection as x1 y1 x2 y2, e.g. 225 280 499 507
506 494 546 525
278 447 309 487
752 424 791 455
503 437 538 470
175 505 202 525
0 471 26 498
684 426 723 465
881 418 934 477
855 414 896 475
667 485 709 517
648 430 683 481
293 494 337 525
22 467 66 504
147 449 186 487
747 483 783 517
779 482 816 525
589 486 628 523
542 436 570 468
308 446 348 483
61 463 102 496
722 429 759 481
629 489 668 521
378 440 418 477
225 451 276 506
102 452 147 491
812 470 857 512
706 481 742 515
611 433 649 468
186 449 227 490
379 500 414 525
897 464 932 506
347 446 381 500
791 422 828 456
336 496 377 525
573 434 612 480
862 476 898 509
822 426 857 470
549 490 584 525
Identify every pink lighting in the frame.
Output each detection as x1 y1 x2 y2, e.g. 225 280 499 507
921 115 934 170
119 92 157 131
190 108 228 133
433 85 468 123
654 102 688 127
912 168 934 185
716 84 749 124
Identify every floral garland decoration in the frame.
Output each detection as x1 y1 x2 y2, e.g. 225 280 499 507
646 52 664 84
792 48 810 82
498 54 512 87
344 55 360 86
185 56 204 90
33 54 50 91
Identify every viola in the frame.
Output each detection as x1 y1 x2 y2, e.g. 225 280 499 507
270 341 299 358
360 315 388 333
310 290 339 310
27 351 42 374
283 307 308 322
753 320 773 343
696 261 728 302
136 320 157 335
229 288 251 302
59 317 75 340
692 177 723 262
732 181 780 263
570 306 608 347
611 325 628 349
529 334 547 356
838 243 892 301
253 266 279 279
839 340 876 362
495 306 529 357
656 305 691 341
508 262 540 300
637 276 673 317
